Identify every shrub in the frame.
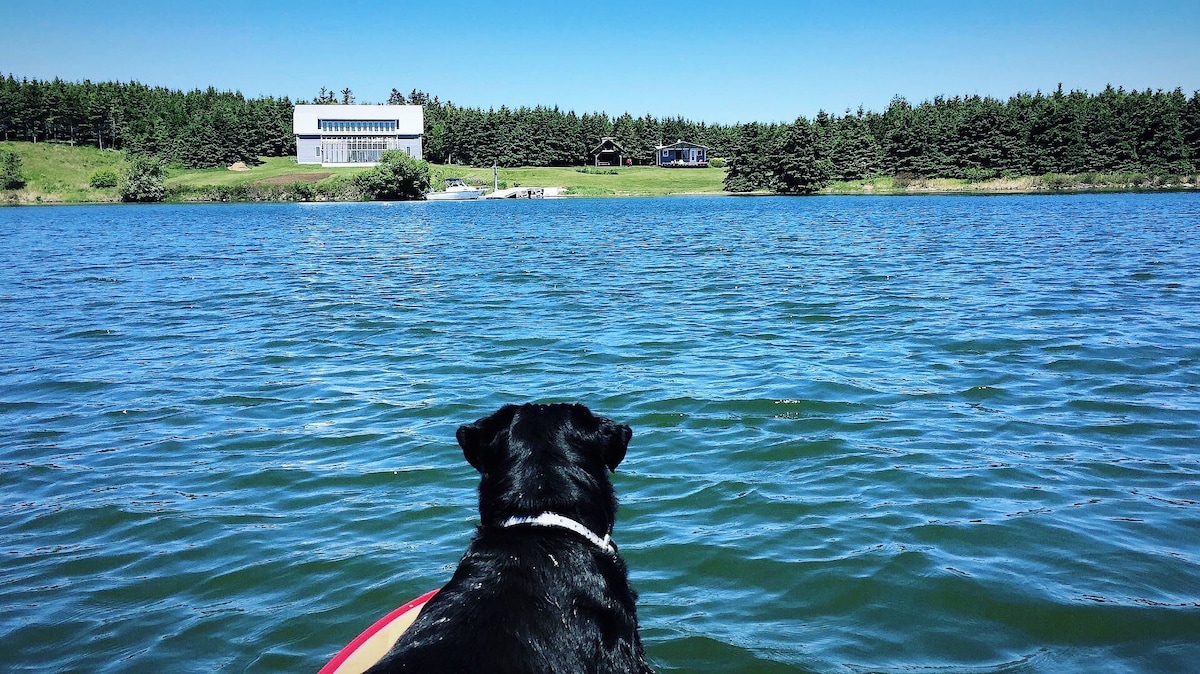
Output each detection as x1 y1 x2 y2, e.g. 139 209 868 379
317 174 362 201
89 168 121 188
120 156 167 202
354 150 431 200
289 181 317 201
963 167 997 183
1 150 26 189
1038 173 1071 190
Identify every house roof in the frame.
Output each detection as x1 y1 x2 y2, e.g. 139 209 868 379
590 136 625 155
656 139 708 150
293 104 424 136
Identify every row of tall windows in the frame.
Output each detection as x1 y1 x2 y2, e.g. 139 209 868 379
318 120 398 133
320 137 410 164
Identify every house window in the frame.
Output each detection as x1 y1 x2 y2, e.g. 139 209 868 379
319 119 402 134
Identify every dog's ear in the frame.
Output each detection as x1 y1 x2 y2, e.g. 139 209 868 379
457 405 518 472
600 420 633 472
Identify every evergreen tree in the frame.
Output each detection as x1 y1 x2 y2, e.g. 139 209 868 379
1134 88 1191 174
723 122 780 192
771 117 832 194
880 96 927 175
1 149 26 189
1184 91 1200 171
829 109 883 180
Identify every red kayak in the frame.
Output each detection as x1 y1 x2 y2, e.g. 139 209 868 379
318 589 439 674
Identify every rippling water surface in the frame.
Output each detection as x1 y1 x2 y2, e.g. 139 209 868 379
2 194 1199 672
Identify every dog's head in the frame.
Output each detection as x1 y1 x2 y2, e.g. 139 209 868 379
456 403 633 534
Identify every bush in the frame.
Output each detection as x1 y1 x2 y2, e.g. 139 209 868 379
962 167 997 183
89 168 121 188
317 174 362 201
354 150 431 200
289 181 317 201
1 150 26 189
120 156 167 202
1037 173 1071 190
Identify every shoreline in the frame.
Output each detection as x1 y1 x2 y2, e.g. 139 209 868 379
2 142 1196 205
5 182 1197 206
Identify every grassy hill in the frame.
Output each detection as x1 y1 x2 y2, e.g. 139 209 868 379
2 141 129 203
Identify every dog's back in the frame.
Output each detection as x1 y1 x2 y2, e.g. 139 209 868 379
365 404 653 674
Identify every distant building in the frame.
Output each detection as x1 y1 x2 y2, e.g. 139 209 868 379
293 105 423 166
656 140 708 168
590 137 625 167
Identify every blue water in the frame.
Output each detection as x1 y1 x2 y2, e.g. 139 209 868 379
2 194 1198 672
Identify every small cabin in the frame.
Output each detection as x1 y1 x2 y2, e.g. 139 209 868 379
590 137 625 166
656 140 708 168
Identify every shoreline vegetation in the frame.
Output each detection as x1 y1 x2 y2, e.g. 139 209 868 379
3 74 1199 203
2 140 1200 203
1 142 1196 205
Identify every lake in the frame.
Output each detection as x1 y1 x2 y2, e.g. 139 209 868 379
2 194 1198 673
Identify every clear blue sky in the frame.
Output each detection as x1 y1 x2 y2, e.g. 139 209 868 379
4 0 1198 124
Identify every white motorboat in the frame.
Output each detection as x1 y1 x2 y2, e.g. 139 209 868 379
426 177 484 200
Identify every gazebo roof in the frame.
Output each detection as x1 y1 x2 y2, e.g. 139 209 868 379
590 136 625 154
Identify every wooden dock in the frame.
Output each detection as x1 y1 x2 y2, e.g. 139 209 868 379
484 186 563 199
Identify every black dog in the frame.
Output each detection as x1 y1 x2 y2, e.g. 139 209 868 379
366 403 654 673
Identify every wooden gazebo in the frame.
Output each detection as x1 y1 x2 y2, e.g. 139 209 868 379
590 137 625 167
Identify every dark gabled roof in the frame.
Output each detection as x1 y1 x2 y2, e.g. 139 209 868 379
590 136 625 154
656 139 709 150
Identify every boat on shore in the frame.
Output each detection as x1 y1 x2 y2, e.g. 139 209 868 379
426 178 484 201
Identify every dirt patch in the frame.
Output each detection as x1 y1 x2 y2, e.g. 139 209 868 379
256 173 332 185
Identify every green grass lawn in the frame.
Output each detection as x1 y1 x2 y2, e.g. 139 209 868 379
168 157 728 197
165 160 728 197
1 141 128 203
436 165 728 196
165 156 366 188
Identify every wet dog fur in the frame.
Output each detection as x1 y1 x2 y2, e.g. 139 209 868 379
365 403 653 673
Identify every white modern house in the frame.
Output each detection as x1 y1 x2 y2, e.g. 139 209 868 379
293 105 423 166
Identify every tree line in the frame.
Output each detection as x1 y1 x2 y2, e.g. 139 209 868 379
0 75 295 169
727 86 1200 192
420 98 738 168
3 75 1199 191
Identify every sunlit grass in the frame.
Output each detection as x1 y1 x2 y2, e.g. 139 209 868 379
1 141 127 203
165 156 366 188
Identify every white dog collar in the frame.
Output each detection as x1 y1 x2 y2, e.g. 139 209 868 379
501 513 616 554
